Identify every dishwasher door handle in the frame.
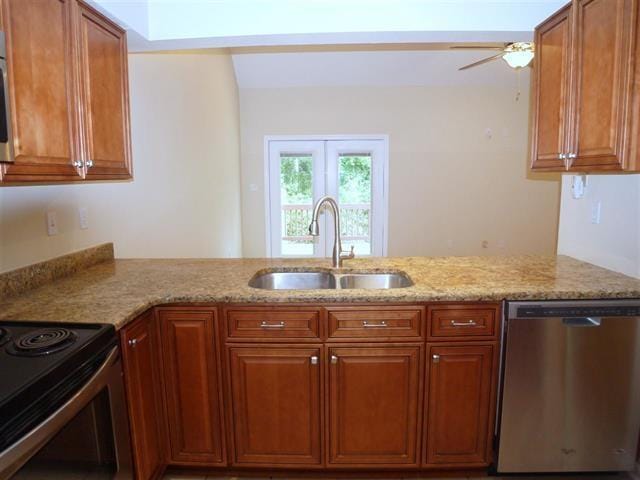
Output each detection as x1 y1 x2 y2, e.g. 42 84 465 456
562 317 602 327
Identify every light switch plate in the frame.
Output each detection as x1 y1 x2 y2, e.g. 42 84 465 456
46 211 58 236
79 207 89 230
591 201 602 224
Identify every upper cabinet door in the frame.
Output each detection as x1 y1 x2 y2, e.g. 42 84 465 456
530 4 573 171
76 1 132 179
0 0 82 181
568 0 634 171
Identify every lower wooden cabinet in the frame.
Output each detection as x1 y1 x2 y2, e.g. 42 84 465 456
424 344 495 466
227 346 323 466
121 303 500 477
120 310 165 480
158 308 226 465
328 345 423 466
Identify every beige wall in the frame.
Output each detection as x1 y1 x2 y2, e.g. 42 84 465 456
239 84 561 257
558 175 640 279
0 51 243 273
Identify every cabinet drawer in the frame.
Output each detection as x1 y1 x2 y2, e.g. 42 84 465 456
327 306 424 340
429 306 497 340
226 308 321 340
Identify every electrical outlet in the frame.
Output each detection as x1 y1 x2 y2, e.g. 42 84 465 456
591 201 602 224
79 207 89 230
46 211 58 236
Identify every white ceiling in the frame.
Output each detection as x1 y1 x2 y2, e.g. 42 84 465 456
232 49 531 88
88 0 567 51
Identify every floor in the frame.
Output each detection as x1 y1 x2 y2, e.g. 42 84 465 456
163 475 630 480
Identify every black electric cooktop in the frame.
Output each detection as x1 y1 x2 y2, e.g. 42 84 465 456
0 321 117 452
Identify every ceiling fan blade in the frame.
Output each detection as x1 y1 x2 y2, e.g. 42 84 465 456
450 44 508 51
458 52 505 71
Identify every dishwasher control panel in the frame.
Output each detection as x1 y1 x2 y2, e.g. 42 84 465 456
516 305 640 318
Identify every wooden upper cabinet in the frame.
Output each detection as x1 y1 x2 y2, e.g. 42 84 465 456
328 346 423 467
0 0 132 183
530 4 572 170
531 0 640 172
120 311 166 480
425 344 494 466
76 1 132 179
0 0 82 181
227 346 323 466
159 309 226 465
569 0 634 171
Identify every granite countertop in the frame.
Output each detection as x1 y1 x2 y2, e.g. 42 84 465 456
1 253 640 330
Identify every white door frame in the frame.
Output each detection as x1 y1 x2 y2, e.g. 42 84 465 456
264 135 390 258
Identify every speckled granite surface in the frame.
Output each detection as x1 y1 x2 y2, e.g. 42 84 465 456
1 252 639 330
0 243 114 299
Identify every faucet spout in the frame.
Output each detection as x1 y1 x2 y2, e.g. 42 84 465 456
308 196 355 268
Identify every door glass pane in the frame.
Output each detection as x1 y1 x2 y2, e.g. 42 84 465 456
338 154 372 255
280 154 314 256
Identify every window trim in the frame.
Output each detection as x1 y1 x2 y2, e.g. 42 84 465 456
263 135 389 258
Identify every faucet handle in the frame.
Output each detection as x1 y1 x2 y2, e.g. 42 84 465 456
341 245 355 260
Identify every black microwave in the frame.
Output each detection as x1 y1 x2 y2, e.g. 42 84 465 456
0 32 13 163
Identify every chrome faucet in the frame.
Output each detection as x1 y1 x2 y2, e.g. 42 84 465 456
308 196 355 268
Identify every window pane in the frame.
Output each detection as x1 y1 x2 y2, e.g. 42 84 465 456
338 154 372 255
280 154 314 256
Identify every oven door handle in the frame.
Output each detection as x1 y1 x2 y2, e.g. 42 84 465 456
0 346 122 479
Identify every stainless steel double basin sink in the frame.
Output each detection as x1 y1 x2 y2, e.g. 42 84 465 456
249 270 414 290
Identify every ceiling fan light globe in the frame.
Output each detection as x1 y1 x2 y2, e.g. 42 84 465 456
503 50 534 69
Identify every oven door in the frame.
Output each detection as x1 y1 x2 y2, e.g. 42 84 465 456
0 347 133 479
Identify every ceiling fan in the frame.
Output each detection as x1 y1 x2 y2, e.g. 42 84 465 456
452 42 535 71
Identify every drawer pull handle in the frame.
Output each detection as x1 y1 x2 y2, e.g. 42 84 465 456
432 354 440 363
331 355 338 364
363 320 387 328
261 321 285 328
310 356 318 365
450 320 477 327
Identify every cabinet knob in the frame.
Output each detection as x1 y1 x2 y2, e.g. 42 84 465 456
128 338 137 347
558 153 566 160
310 356 318 365
432 354 440 363
568 153 577 159
72 160 84 168
86 159 94 168
331 355 338 364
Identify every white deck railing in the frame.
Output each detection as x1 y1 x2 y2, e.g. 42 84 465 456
282 203 370 242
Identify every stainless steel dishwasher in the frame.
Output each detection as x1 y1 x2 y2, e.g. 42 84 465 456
497 299 640 473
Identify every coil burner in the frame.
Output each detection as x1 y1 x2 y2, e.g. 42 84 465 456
8 328 78 357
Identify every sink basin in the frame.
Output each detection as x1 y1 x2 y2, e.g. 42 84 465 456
249 270 413 290
338 273 413 289
248 271 336 290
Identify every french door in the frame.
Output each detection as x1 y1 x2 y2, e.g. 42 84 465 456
267 138 387 258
